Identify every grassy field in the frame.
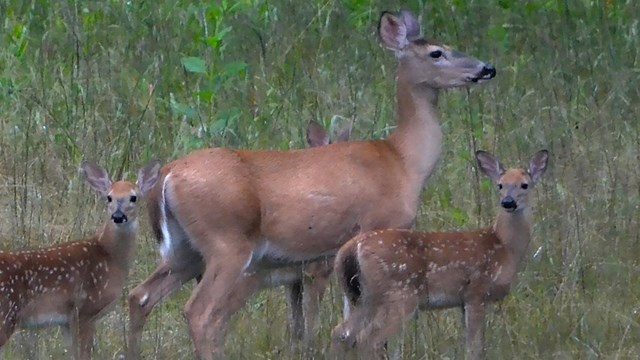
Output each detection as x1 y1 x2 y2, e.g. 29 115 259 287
1 0 639 358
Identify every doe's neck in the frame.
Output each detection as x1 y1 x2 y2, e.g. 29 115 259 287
387 72 443 189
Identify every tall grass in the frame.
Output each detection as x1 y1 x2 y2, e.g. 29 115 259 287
0 0 638 358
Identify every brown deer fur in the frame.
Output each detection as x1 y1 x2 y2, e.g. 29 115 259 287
127 10 496 359
283 120 351 344
208 120 351 344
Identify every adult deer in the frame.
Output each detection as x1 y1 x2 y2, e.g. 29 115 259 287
192 120 351 344
0 160 160 359
331 149 549 359
127 10 496 359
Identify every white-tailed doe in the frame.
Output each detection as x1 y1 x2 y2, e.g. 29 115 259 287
331 149 549 359
127 10 495 359
195 120 351 345
0 160 160 359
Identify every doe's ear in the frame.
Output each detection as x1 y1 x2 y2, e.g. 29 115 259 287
475 151 505 183
137 160 162 197
528 149 549 184
81 161 112 196
378 11 410 52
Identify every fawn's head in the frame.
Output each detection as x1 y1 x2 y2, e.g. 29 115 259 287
81 161 161 226
378 10 496 88
476 150 549 213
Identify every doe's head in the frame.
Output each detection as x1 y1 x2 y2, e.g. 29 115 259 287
476 150 549 213
81 160 161 226
378 10 496 88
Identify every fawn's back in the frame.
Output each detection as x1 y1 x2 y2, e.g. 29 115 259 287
0 236 126 329
344 227 515 310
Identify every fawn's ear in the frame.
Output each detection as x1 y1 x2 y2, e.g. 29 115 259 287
307 120 330 147
399 10 421 41
335 122 352 143
137 160 162 197
475 151 505 183
81 161 112 196
528 150 549 184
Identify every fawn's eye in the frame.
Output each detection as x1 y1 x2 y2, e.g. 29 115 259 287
106 195 113 203
429 50 443 59
497 184 503 190
130 195 137 203
521 183 529 189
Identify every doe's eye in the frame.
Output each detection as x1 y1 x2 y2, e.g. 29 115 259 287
429 50 443 59
130 195 137 203
521 183 529 189
106 195 113 203
497 184 503 190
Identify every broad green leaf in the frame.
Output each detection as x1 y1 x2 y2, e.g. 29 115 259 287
170 96 198 119
222 61 247 77
181 57 207 74
212 108 241 134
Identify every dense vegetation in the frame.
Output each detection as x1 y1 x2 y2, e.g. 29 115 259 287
1 0 638 358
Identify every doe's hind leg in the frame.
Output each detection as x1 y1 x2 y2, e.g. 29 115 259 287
127 256 202 359
355 292 419 360
330 296 372 359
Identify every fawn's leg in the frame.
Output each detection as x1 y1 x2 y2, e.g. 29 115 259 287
301 259 333 346
463 301 487 360
286 280 304 341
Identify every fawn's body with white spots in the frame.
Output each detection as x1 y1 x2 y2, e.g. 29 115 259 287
0 161 160 359
332 150 549 360
126 9 496 359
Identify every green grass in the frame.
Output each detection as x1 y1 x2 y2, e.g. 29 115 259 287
1 0 639 358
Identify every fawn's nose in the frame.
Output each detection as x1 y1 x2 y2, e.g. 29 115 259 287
480 65 496 79
111 211 128 224
501 196 517 210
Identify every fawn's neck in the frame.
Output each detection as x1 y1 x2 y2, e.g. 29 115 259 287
97 220 138 272
492 208 533 265
387 72 443 191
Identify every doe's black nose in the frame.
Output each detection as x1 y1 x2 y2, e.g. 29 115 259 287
111 211 128 224
501 196 517 210
480 65 496 79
